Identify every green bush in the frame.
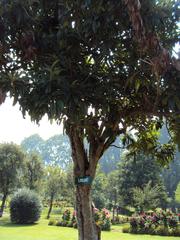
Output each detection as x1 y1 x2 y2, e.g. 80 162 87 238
73 222 78 228
62 209 71 222
56 221 62 226
171 227 180 236
155 226 169 236
67 222 73 227
10 189 42 224
122 225 130 233
48 219 57 226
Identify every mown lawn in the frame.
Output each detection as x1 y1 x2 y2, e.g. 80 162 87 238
0 215 179 240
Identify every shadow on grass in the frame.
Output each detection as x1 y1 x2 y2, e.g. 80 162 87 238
0 218 38 228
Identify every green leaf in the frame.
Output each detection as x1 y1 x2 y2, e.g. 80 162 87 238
135 79 141 93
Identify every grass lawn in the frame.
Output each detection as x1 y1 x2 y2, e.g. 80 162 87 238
0 215 180 240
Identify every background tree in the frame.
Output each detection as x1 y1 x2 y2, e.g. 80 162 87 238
106 170 120 222
0 1 179 239
0 143 25 216
63 164 75 206
162 152 180 200
132 181 163 212
23 152 44 191
175 182 180 205
159 125 180 201
21 134 44 155
45 166 65 219
22 134 72 168
99 139 122 173
118 152 167 207
91 167 107 209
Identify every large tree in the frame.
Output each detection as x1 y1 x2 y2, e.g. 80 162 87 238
23 152 44 190
160 127 180 199
0 1 179 239
0 143 25 216
118 152 167 207
132 181 165 212
44 165 64 219
175 181 180 205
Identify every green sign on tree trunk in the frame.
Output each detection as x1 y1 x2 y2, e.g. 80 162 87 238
75 176 93 185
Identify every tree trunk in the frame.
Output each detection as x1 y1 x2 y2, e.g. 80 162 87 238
67 125 103 240
76 185 99 240
0 193 7 217
47 194 54 219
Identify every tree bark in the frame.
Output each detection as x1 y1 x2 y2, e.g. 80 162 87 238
67 125 102 240
76 185 98 240
0 193 7 217
112 206 115 223
47 194 54 219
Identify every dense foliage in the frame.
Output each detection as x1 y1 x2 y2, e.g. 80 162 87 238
175 182 180 205
23 152 44 190
118 152 167 207
0 0 179 239
10 188 42 224
45 166 65 219
123 210 180 236
132 182 167 211
0 143 25 215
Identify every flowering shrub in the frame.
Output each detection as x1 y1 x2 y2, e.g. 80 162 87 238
93 208 101 222
130 217 139 229
124 210 180 236
71 210 77 225
94 208 111 231
62 209 71 222
48 208 111 231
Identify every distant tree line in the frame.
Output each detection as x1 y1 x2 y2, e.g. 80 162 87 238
0 125 180 219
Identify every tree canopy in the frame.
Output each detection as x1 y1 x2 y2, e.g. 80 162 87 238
118 152 167 207
0 1 179 147
23 152 44 190
0 1 179 239
0 143 25 215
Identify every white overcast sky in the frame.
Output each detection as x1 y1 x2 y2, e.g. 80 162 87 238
0 98 63 144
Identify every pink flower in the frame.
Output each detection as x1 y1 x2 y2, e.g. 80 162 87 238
93 208 99 213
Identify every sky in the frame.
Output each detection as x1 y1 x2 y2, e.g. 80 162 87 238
0 98 63 144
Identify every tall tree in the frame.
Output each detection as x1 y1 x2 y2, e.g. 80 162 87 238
92 167 107 209
106 170 120 221
0 1 179 239
159 125 180 199
132 181 164 212
162 152 180 199
0 143 25 216
175 181 180 205
99 138 122 173
63 163 75 206
118 152 167 207
23 152 44 190
45 166 64 219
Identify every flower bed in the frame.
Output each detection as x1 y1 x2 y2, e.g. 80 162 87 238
122 210 180 236
48 208 111 231
94 208 111 231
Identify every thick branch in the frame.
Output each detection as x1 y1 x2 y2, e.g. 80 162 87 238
67 125 88 176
